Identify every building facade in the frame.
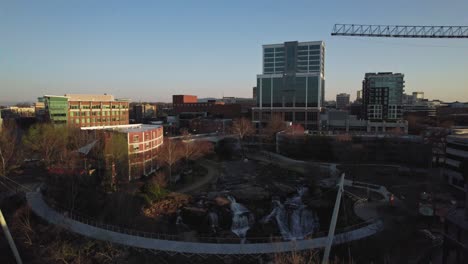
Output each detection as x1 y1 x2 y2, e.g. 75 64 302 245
356 90 362 102
320 109 408 134
336 93 350 109
443 134 468 191
252 41 325 130
362 72 404 121
40 94 130 127
130 103 157 123
82 124 164 181
173 95 198 104
172 95 242 119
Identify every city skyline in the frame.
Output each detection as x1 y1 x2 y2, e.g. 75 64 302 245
1 0 468 104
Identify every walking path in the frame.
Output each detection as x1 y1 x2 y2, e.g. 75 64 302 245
26 191 383 255
175 159 220 194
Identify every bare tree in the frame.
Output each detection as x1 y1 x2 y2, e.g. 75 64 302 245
157 137 183 183
22 124 68 167
0 121 21 177
103 133 128 190
180 129 213 168
265 114 287 139
232 117 254 157
286 124 305 136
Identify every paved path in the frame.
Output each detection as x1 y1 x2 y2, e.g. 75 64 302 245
27 191 383 255
175 159 220 194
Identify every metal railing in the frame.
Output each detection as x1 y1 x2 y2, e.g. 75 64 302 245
42 193 380 244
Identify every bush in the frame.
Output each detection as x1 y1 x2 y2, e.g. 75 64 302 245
140 180 169 206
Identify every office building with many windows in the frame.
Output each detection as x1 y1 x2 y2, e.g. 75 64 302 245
252 41 325 130
362 72 404 121
40 94 130 127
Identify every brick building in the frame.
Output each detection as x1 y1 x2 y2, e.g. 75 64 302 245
82 124 163 181
172 95 242 119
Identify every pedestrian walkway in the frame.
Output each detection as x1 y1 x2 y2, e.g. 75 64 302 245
175 159 220 194
26 191 383 255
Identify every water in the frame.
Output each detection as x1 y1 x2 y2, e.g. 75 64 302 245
227 196 253 242
262 187 320 240
208 211 219 233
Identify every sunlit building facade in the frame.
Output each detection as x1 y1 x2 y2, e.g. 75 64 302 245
40 94 130 127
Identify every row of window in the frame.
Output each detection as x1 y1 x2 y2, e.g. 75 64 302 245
70 111 128 117
69 104 128 110
264 47 285 53
132 132 163 143
174 103 216 107
73 118 126 124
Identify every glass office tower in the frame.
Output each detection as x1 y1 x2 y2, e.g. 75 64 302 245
252 41 325 130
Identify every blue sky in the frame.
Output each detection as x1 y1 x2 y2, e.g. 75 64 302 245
1 0 468 103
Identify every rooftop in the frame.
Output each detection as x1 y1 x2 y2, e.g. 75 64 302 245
263 40 324 48
81 124 162 133
65 94 115 102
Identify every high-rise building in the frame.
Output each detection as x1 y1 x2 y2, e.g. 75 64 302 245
336 93 350 109
252 41 325 130
40 94 130 127
362 72 404 121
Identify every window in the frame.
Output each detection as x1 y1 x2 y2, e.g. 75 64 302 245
264 48 274 53
133 145 140 152
133 135 139 142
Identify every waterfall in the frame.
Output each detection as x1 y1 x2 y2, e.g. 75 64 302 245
227 196 253 242
208 211 219 233
261 187 320 240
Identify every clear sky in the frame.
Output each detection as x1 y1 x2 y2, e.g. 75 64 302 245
1 0 468 104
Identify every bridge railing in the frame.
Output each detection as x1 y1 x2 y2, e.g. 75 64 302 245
42 193 380 244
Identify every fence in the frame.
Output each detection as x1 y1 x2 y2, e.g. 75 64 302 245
41 192 380 244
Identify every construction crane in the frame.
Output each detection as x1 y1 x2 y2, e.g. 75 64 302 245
331 24 468 38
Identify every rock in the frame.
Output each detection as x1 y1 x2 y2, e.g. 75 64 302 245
214 196 230 206
271 182 296 195
230 186 270 201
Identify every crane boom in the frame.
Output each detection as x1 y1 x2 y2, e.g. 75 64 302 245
331 24 468 38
